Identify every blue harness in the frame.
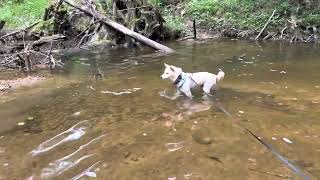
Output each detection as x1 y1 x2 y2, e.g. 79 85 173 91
173 73 187 89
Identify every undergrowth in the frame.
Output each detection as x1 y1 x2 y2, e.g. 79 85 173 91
148 0 185 33
183 0 320 30
0 0 49 28
163 11 185 32
1 0 319 36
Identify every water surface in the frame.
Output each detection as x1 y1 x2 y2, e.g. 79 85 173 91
0 40 319 179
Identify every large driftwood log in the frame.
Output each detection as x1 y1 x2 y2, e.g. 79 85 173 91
62 0 174 53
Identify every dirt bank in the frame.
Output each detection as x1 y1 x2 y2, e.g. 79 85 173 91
0 76 45 94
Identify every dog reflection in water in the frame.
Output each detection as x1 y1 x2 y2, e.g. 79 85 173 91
161 98 213 131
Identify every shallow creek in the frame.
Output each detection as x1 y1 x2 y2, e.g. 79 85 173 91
0 40 319 179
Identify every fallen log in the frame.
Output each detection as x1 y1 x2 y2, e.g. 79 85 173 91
0 34 66 70
0 21 40 40
32 34 67 46
0 35 66 54
263 32 276 40
62 0 174 53
0 44 25 54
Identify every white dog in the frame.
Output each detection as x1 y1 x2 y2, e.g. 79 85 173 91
161 63 225 98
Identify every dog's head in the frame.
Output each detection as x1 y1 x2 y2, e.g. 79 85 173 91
161 63 182 80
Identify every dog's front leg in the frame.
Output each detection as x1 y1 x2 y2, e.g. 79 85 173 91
184 90 193 99
171 89 182 100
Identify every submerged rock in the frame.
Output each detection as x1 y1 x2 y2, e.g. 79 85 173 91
123 151 131 159
17 122 25 126
206 152 223 164
24 116 42 134
24 125 42 134
192 128 213 145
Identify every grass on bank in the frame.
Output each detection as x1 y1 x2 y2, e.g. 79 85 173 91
2 0 319 34
151 0 320 33
0 0 49 29
189 0 320 29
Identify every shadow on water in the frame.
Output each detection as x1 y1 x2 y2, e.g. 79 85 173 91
0 39 320 179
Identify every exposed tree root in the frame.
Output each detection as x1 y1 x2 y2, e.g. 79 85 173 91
0 0 174 71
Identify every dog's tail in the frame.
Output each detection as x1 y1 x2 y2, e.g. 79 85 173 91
216 68 225 82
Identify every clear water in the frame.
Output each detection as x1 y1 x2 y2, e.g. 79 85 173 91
0 40 319 179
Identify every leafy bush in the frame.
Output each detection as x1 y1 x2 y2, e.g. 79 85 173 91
301 13 320 25
163 13 184 32
148 0 166 7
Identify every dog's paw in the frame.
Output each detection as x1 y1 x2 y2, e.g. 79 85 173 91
203 92 213 97
170 96 179 100
202 94 212 101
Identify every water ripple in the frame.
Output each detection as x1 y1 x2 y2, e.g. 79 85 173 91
71 161 100 180
101 88 142 95
40 134 106 178
31 120 91 156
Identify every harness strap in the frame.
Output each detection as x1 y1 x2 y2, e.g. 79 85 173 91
174 73 187 89
173 74 182 85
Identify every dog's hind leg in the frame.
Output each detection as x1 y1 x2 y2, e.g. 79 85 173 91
202 82 214 96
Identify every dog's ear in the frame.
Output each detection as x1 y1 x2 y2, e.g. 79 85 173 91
164 63 169 67
170 66 175 72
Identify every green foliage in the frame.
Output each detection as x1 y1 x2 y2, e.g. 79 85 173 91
0 0 49 28
32 18 54 32
163 12 184 32
187 0 270 28
300 11 320 25
187 0 218 15
148 0 166 7
186 0 320 29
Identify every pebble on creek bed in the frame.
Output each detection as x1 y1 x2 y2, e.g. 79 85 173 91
192 128 213 145
17 122 25 126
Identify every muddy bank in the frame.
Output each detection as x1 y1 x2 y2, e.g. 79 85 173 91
174 19 320 44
